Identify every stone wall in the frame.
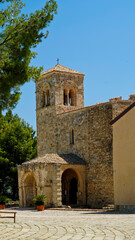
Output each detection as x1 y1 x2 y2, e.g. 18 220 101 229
19 61 135 208
86 100 133 207
56 108 89 160
54 103 113 207
36 72 84 109
36 71 84 157
86 103 113 207
18 163 57 207
36 106 58 156
18 161 86 207
35 68 135 208
36 98 133 207
56 101 133 207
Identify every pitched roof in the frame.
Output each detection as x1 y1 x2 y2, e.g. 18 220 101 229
110 102 135 125
41 64 84 76
21 153 86 166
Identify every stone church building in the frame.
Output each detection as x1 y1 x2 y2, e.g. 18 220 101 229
18 63 135 208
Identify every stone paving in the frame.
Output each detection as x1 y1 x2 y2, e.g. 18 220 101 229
0 209 135 239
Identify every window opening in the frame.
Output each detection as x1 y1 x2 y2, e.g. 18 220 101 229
64 89 68 105
46 90 50 106
69 90 75 106
43 92 46 107
70 129 74 144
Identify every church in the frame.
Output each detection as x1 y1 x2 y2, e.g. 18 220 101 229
18 63 135 208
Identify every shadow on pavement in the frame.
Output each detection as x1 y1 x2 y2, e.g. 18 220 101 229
80 210 135 215
5 207 135 215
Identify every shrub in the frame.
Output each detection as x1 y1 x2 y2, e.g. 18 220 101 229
0 195 9 204
33 195 47 206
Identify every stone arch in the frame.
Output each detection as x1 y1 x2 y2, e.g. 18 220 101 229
41 82 51 91
62 81 77 106
23 172 37 207
61 80 78 89
61 168 79 205
39 82 51 108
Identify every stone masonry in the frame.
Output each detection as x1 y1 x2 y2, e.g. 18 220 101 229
18 64 135 208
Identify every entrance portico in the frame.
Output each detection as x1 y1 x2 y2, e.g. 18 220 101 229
18 154 86 207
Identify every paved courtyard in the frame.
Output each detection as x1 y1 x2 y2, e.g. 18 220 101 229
0 208 135 239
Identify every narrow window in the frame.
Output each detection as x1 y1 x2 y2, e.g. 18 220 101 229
64 89 68 105
46 90 50 106
70 129 74 144
43 91 46 107
69 90 75 106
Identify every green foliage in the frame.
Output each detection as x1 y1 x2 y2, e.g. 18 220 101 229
0 0 57 111
0 195 9 204
0 110 37 199
33 195 47 206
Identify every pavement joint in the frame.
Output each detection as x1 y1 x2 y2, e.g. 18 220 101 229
0 209 135 239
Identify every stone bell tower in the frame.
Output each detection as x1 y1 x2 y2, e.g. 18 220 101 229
36 63 85 156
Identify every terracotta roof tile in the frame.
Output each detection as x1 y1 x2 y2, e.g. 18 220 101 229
21 154 86 165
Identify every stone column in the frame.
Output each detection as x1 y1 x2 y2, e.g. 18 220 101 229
22 187 26 207
67 90 69 106
19 186 23 207
56 164 62 207
52 164 62 207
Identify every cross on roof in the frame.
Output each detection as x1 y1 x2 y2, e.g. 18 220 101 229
57 58 59 65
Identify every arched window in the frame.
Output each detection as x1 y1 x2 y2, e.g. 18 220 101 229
69 89 75 106
43 91 46 107
46 90 50 106
42 90 50 107
64 89 68 105
70 129 74 144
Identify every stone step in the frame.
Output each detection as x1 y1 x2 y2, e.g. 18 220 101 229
102 204 114 210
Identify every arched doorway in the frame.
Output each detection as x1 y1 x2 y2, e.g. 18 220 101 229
69 178 78 204
24 173 37 206
62 169 78 206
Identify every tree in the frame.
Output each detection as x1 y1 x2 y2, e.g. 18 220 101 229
0 0 57 112
0 110 37 199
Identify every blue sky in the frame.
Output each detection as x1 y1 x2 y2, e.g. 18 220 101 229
12 0 135 131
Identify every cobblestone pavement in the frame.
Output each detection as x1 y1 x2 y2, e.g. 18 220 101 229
0 209 135 240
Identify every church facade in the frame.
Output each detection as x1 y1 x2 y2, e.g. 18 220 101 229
18 64 135 208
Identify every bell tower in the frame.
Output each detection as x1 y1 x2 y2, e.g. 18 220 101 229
36 64 85 156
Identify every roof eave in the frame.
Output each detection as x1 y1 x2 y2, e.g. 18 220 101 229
41 70 85 77
110 101 135 125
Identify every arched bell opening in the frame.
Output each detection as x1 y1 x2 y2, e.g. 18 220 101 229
23 173 37 207
69 89 75 106
42 89 50 107
62 168 78 206
63 89 68 105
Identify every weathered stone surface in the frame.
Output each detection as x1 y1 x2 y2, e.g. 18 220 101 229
18 64 135 208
